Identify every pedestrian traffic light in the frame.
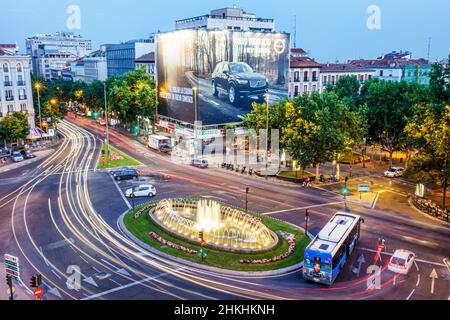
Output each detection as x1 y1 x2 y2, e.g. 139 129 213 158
37 274 43 286
29 276 37 288
342 188 350 196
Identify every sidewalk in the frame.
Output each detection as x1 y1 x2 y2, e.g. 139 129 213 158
0 149 54 174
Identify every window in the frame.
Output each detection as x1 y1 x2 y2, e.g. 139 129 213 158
294 71 300 82
312 84 317 92
303 71 309 82
3 63 9 73
16 63 22 73
20 103 27 111
7 105 14 113
303 84 308 93
294 85 299 97
312 71 318 82
322 75 327 85
380 70 384 77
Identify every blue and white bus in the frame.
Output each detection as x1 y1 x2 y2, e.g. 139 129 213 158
303 212 364 286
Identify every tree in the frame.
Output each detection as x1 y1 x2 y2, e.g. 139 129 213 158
361 79 426 167
0 112 30 144
109 68 157 127
405 61 450 209
332 75 362 111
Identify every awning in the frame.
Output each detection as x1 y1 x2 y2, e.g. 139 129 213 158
27 127 43 140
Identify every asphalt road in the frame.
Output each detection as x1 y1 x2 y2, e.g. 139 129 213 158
1 117 449 301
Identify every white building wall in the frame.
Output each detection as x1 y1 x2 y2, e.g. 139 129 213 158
0 56 35 128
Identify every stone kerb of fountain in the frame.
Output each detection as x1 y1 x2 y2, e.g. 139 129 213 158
150 199 279 253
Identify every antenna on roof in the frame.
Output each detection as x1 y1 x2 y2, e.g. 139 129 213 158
293 15 297 48
427 37 432 61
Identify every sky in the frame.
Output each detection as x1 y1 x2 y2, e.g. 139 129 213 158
2 0 449 63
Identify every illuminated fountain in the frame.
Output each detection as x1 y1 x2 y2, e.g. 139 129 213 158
151 199 278 253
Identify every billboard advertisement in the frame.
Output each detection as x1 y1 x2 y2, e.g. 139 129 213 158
156 29 290 126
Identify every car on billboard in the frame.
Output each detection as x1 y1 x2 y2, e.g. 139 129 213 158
212 62 269 105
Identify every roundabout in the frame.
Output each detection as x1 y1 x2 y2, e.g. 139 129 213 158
122 199 311 273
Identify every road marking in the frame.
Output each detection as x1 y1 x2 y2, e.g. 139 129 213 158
262 201 344 216
81 267 186 300
371 192 381 209
109 278 122 286
416 274 421 287
443 259 450 275
430 269 438 295
360 248 447 267
51 269 62 280
406 289 415 300
110 174 132 210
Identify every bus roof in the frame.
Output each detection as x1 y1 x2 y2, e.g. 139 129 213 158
307 213 361 255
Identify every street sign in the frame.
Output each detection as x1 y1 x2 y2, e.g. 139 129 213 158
358 185 371 193
34 287 43 300
4 254 20 281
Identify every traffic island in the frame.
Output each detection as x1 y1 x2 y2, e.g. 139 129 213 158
121 200 310 274
97 143 142 170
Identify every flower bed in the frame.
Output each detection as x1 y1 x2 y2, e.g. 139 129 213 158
109 151 124 161
149 232 198 255
239 237 296 265
134 204 154 220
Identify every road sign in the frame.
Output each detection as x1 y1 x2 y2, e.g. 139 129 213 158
358 185 371 193
4 254 20 281
34 287 43 300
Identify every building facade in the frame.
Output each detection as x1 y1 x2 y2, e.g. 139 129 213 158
289 49 322 97
84 50 107 84
0 49 35 128
135 52 155 77
320 64 375 92
349 51 430 84
106 39 155 77
175 7 275 32
26 32 92 80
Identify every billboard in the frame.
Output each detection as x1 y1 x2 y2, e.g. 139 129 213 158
156 30 290 126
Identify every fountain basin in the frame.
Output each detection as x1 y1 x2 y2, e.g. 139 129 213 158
150 199 279 253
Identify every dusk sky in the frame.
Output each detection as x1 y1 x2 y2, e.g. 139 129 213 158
3 0 449 62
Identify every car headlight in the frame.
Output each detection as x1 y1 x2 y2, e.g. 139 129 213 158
236 79 248 85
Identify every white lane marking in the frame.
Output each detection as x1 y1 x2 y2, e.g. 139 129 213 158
51 269 62 280
109 278 122 286
100 258 120 270
414 261 420 272
79 255 89 264
110 175 132 210
360 248 447 267
82 267 186 300
416 274 421 287
406 289 415 300
443 259 450 275
371 192 381 209
262 201 344 216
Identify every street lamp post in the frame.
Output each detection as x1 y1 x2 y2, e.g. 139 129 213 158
104 83 110 161
265 93 270 180
193 87 199 160
245 187 250 212
35 83 43 132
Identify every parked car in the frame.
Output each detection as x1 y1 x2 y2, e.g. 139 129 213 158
384 167 405 178
388 250 416 275
21 150 36 159
125 185 156 198
108 166 130 175
191 159 209 169
113 169 138 181
11 151 24 163
212 62 268 105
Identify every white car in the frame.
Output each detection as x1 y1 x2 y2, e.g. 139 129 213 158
125 185 156 198
384 167 405 178
11 152 24 162
388 250 416 275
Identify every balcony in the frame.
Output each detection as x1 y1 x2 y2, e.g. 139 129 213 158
19 95 27 100
4 81 13 87
17 81 26 86
6 96 14 101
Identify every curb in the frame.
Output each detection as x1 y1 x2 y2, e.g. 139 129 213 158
407 198 450 225
117 211 306 278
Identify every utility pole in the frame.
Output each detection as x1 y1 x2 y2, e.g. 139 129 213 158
427 37 432 61
265 93 270 180
193 87 199 161
104 82 110 161
305 209 310 236
6 275 14 301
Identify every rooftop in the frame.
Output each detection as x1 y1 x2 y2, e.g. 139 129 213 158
135 52 155 63
290 56 321 68
321 63 375 73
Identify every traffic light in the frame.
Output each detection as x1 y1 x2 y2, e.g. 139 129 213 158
305 209 310 218
134 125 139 136
29 276 37 288
198 231 204 241
342 188 350 196
201 240 206 248
37 274 43 287
6 275 12 287
93 111 99 120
